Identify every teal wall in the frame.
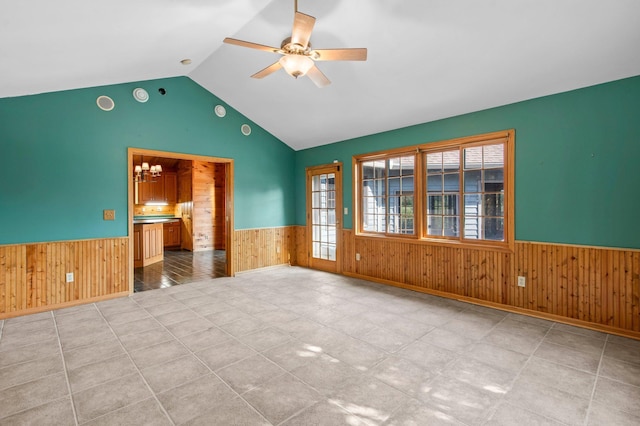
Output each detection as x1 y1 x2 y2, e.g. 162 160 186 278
295 75 640 249
0 77 295 245
3 75 639 248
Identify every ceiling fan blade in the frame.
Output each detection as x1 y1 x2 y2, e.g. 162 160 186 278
223 38 280 53
251 61 283 79
306 65 331 88
291 12 315 48
313 48 368 61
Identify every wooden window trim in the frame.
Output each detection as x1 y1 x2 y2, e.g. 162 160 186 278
357 151 418 238
354 130 515 252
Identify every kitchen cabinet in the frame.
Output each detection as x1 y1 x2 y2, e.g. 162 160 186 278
139 175 164 203
133 223 164 267
138 172 177 204
163 220 181 247
178 163 192 203
164 172 177 204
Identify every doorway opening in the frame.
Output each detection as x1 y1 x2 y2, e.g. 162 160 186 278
128 148 234 293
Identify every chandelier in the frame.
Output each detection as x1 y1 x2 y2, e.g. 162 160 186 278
134 161 162 182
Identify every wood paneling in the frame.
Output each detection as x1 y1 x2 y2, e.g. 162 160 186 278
512 242 640 333
233 227 296 273
177 160 193 204
214 164 226 250
297 228 639 337
192 160 215 252
177 160 194 251
341 229 355 272
164 172 178 205
294 226 309 267
0 238 129 319
179 201 194 251
175 159 227 254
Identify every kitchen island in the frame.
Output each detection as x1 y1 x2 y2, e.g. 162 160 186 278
133 222 163 267
133 216 182 268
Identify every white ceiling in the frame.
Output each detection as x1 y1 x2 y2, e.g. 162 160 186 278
2 0 639 151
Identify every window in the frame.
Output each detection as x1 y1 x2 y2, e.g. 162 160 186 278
356 130 514 250
426 150 460 237
361 155 415 234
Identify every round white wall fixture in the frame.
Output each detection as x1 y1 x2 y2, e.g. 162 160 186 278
133 88 149 103
241 124 252 136
214 105 226 117
96 96 115 111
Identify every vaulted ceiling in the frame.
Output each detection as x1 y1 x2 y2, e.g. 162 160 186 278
2 0 639 150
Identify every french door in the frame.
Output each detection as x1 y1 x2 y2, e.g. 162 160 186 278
306 164 342 273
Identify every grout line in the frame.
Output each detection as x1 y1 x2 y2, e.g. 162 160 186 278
482 320 565 425
180 281 385 424
127 287 274 425
274 398 323 426
584 334 608 426
6 268 640 424
52 309 80 426
134 250 227 293
0 396 76 424
92 305 177 426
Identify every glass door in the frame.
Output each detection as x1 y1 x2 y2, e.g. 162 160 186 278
306 164 342 273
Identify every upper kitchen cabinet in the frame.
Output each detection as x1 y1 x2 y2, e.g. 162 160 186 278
164 172 177 204
138 172 177 204
178 161 193 203
139 175 163 203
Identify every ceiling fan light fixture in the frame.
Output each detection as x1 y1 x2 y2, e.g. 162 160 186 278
279 54 314 78
223 1 366 87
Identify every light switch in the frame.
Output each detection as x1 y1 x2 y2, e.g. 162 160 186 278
103 209 115 221
344 207 348 215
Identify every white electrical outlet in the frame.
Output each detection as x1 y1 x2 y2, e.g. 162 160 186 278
276 246 281 254
66 272 74 283
355 253 361 261
344 207 348 215
517 276 526 287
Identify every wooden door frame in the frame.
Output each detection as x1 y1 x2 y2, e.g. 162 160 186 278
306 163 343 274
127 148 235 293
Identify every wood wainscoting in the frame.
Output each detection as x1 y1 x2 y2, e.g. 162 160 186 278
0 237 129 319
294 226 309 268
308 228 639 338
4 228 637 338
1 227 296 319
233 227 297 273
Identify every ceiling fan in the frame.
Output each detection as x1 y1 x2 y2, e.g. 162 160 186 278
223 0 367 88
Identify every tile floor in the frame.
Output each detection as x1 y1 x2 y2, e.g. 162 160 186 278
1 266 639 425
134 249 227 292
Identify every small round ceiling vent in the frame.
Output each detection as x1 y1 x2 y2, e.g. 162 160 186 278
214 105 226 117
241 124 252 136
133 88 149 103
96 96 115 111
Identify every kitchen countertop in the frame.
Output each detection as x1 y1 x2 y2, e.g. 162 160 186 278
133 217 180 225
